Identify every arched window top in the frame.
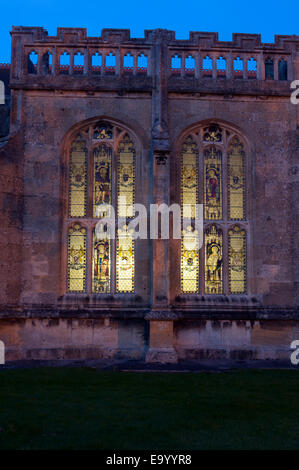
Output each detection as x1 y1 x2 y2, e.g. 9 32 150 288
66 119 139 154
203 124 222 143
93 121 113 140
178 121 247 152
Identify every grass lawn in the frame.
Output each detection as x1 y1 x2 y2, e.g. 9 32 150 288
0 368 298 449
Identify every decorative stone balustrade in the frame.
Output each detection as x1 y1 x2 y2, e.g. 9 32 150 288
7 27 299 83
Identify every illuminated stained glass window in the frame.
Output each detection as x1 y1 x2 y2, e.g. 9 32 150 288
181 226 199 293
181 136 198 219
67 224 87 292
180 136 199 293
204 147 222 220
229 225 246 294
92 229 111 293
93 144 112 218
116 225 135 293
228 137 245 220
179 124 248 297
205 225 223 294
69 136 87 217
66 122 137 295
117 134 135 218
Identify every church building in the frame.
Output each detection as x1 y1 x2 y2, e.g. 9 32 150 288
0 27 298 362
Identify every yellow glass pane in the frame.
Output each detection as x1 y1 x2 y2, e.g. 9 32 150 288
116 225 135 293
92 230 111 293
67 224 86 292
181 226 199 293
229 226 246 293
93 144 112 218
205 225 223 294
69 137 87 217
228 137 245 220
118 135 135 218
181 136 198 219
204 147 222 220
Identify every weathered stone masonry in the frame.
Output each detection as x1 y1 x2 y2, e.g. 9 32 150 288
0 27 298 362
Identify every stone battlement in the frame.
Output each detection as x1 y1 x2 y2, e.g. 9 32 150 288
9 27 299 82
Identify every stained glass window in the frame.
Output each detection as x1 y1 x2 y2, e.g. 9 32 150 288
93 144 112 218
117 134 135 218
205 225 223 294
180 136 199 293
93 122 113 140
66 122 138 296
229 226 246 294
181 226 199 293
67 224 87 292
181 136 198 219
116 225 135 293
179 124 248 297
69 136 87 217
203 124 222 143
204 147 222 220
92 229 111 293
228 137 245 220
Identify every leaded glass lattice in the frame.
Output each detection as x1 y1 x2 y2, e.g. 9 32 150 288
116 225 135 293
204 147 222 220
228 137 245 220
180 136 199 293
69 136 87 217
92 229 111 293
229 225 246 294
93 144 112 218
205 225 223 294
67 224 87 292
117 134 135 218
181 226 199 293
181 136 198 219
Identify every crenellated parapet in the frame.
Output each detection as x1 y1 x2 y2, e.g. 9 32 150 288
9 26 299 83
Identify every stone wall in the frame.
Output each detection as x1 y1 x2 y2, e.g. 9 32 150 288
0 27 298 362
1 317 298 361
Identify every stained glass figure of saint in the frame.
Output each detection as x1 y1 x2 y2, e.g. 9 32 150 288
92 235 110 293
118 134 135 218
93 145 112 218
205 225 223 294
204 147 222 220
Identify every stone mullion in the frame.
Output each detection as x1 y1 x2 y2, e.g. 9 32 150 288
212 53 217 79
133 54 137 75
115 49 120 76
69 51 74 75
195 50 201 79
227 51 232 79
243 55 248 79
101 52 106 76
84 48 89 76
274 57 279 80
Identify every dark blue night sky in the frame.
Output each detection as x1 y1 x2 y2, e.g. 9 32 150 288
0 0 298 63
